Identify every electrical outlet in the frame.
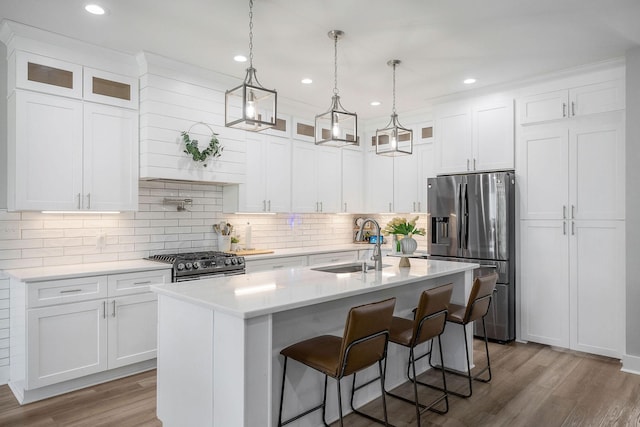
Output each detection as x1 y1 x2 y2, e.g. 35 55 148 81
0 221 20 240
96 232 107 250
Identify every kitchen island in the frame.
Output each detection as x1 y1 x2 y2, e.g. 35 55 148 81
152 257 478 427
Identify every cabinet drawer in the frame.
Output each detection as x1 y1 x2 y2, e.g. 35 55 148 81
15 51 83 98
27 276 108 308
307 251 358 266
108 270 171 297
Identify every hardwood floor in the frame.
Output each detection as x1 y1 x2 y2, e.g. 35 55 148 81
0 341 639 426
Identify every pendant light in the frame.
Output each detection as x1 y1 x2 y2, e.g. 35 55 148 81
315 30 358 147
376 60 413 156
225 0 277 132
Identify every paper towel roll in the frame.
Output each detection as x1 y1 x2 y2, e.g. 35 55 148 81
245 222 252 250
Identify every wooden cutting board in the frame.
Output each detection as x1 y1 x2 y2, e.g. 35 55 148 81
231 249 275 256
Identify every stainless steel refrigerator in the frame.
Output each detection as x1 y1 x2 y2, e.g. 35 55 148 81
427 171 515 342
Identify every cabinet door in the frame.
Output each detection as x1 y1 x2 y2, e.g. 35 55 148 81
393 154 418 213
365 151 394 213
15 51 83 98
83 103 138 211
291 141 318 213
570 113 625 220
265 138 292 213
341 149 364 213
518 125 569 220
569 80 624 117
520 220 570 348
27 300 107 389
434 103 472 174
473 98 514 171
415 143 435 213
241 134 268 212
12 91 83 211
108 293 158 369
316 147 341 213
83 67 138 109
519 89 568 124
569 220 624 358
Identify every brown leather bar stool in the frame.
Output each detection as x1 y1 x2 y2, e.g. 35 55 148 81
431 272 498 398
383 283 453 426
277 297 396 427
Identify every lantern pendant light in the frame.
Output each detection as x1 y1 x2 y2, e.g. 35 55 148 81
225 0 277 132
376 59 413 156
315 30 358 147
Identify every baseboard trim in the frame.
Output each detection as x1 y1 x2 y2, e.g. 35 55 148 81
621 353 640 375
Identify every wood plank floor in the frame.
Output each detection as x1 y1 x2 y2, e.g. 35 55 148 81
1 340 639 426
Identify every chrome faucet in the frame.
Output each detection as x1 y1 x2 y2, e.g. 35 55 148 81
358 218 383 271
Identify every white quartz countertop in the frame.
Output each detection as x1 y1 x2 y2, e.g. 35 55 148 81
152 257 477 319
4 259 172 282
239 243 428 260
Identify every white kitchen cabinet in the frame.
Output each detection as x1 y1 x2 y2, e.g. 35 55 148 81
520 219 625 358
13 51 83 98
8 90 138 211
244 256 307 274
393 143 435 213
223 134 291 213
27 299 107 389
108 293 158 369
83 67 138 109
291 141 341 213
518 112 625 220
434 95 514 174
365 150 394 213
519 79 624 125
341 148 364 213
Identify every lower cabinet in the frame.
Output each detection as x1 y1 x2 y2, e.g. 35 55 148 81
520 220 625 358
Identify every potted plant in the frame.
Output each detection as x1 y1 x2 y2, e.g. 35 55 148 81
230 236 240 252
382 216 426 255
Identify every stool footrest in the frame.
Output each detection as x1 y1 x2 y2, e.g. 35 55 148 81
279 402 325 426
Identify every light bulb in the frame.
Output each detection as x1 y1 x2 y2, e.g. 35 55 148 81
245 91 256 119
391 136 397 149
332 113 340 137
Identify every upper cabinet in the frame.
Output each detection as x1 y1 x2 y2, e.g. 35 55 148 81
434 95 514 175
518 80 624 125
341 148 364 213
223 133 291 213
291 140 341 213
4 29 140 211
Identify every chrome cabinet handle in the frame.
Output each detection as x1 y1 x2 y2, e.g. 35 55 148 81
389 202 392 212
344 202 347 212
103 301 106 319
418 202 421 212
263 200 266 212
563 102 567 117
112 300 116 317
571 221 575 236
466 159 470 171
563 221 567 235
268 200 271 211
272 265 284 269
77 193 81 209
320 201 323 212
86 193 91 209
60 289 82 294
571 101 575 117
413 202 416 212
571 205 575 219
133 281 152 286
563 205 567 219
473 158 476 170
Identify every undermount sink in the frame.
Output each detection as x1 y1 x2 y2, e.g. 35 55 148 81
311 262 388 274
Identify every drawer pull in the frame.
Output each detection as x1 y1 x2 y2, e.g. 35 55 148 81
272 265 284 269
133 281 152 286
112 300 116 317
60 289 83 294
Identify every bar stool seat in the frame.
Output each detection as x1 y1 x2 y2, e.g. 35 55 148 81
278 297 396 427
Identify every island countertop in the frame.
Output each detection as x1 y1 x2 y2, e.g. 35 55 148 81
151 257 478 319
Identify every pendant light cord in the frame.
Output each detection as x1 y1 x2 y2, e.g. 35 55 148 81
333 33 339 96
392 61 397 115
248 0 254 69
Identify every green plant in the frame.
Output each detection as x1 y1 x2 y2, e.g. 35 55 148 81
181 130 223 166
382 216 426 236
231 236 240 244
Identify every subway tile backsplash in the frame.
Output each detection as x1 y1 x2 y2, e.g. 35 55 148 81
0 181 358 270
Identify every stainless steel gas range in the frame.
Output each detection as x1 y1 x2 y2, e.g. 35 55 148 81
148 251 245 282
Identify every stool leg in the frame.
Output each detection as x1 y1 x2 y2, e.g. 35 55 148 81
409 347 422 427
321 375 330 427
277 357 288 427
478 317 493 382
435 335 449 413
378 359 390 426
336 378 344 427
462 323 473 397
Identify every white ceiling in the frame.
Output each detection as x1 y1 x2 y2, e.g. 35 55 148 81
1 0 639 119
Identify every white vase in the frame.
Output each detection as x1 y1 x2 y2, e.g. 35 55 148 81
400 235 417 255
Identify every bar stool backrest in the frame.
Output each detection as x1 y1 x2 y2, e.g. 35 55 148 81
463 272 499 324
338 297 396 377
413 283 454 346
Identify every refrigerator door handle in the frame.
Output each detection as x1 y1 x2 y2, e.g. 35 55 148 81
463 182 469 249
457 183 463 249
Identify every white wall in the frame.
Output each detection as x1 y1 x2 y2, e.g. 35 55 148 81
0 41 6 210
626 47 640 358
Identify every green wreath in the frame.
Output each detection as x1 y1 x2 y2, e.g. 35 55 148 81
181 122 223 167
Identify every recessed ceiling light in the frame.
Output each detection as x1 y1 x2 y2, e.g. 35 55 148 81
463 78 477 85
233 55 247 63
370 101 381 106
301 78 313 84
84 4 106 15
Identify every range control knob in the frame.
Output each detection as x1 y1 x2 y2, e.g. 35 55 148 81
231 258 238 265
185 262 193 270
238 258 244 264
177 263 185 271
193 262 200 269
224 259 232 266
